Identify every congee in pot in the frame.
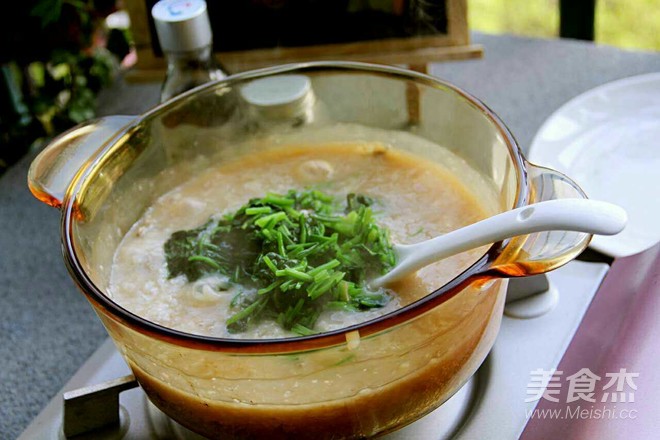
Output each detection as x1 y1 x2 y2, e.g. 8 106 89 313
105 129 503 438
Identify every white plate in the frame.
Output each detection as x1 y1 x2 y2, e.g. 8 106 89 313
528 73 660 258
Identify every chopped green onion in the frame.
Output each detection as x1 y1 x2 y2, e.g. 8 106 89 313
308 259 341 276
255 212 288 229
227 297 267 326
246 206 272 215
275 268 313 282
164 189 396 334
291 323 317 336
263 193 295 207
262 255 278 273
258 280 283 295
187 255 222 270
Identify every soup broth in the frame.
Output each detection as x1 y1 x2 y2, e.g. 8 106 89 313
109 143 487 338
106 141 504 439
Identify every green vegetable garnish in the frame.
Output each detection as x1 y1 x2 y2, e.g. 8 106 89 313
164 189 396 335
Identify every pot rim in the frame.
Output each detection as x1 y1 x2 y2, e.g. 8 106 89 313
61 61 526 354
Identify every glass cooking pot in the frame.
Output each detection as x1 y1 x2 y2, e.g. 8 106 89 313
28 62 592 439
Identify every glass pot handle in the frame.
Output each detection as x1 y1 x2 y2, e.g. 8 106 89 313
486 161 597 277
28 116 136 209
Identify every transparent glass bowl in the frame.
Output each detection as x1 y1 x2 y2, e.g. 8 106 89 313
29 62 591 439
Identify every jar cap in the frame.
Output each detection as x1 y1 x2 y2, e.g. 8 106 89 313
151 0 213 53
240 75 315 121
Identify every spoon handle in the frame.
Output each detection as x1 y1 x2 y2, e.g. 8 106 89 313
372 199 627 287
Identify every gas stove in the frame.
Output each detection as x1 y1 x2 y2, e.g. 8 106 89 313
19 260 609 440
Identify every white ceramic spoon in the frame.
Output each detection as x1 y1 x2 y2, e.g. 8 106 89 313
371 199 627 288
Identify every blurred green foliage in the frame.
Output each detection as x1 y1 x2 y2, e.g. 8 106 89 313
0 0 120 174
469 0 660 51
26 50 114 133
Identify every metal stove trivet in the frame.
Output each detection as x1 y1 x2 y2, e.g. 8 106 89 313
19 260 609 440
